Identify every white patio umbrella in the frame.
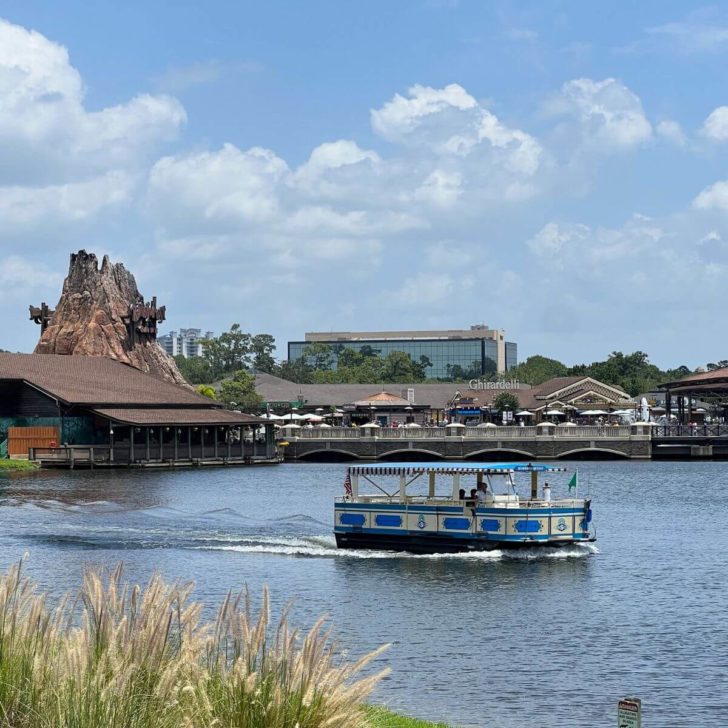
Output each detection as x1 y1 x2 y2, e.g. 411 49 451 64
404 422 421 428
318 422 332 428
360 422 381 428
477 422 498 428
445 422 466 428
281 423 301 429
558 421 577 427
280 412 305 421
301 414 323 422
515 410 534 416
545 409 564 416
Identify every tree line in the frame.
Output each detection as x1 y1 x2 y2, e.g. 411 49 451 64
173 325 719 401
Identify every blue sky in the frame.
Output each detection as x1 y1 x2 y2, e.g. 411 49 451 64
2 1 728 368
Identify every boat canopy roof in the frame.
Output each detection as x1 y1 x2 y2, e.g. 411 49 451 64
347 462 567 476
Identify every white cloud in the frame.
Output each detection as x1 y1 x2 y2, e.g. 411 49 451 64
371 83 542 176
656 119 686 146
693 180 728 212
148 144 289 234
0 19 185 185
702 107 728 141
0 17 186 243
546 78 652 150
0 172 133 229
645 18 728 54
0 255 61 290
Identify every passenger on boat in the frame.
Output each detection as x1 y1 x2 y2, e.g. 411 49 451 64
476 483 488 503
458 488 466 500
542 482 551 502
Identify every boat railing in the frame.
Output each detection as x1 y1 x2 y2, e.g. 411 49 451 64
336 494 587 507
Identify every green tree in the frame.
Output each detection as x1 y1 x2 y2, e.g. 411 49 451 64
302 342 334 370
218 370 263 410
274 359 313 383
492 392 520 415
202 324 252 379
510 355 568 385
250 333 276 373
195 384 216 399
174 355 216 385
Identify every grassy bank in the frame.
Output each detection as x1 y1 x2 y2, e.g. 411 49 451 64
366 705 451 727
0 458 39 471
0 559 405 728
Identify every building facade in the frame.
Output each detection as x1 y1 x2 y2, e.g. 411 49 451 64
288 325 517 379
0 354 275 466
158 328 213 359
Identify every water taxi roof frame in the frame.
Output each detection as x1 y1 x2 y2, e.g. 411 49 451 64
347 462 567 476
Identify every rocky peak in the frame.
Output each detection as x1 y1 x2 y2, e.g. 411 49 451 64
34 250 188 386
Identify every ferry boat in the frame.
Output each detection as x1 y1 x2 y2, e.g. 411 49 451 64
334 462 594 553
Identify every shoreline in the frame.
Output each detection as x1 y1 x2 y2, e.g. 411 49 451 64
0 459 40 471
366 706 450 727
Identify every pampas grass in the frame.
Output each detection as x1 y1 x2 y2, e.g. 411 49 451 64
0 559 389 728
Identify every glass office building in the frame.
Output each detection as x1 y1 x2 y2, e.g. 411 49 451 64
288 326 517 380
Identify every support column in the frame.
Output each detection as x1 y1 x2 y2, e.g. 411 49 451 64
214 427 218 458
145 427 150 461
352 473 359 498
428 472 436 498
452 473 461 500
187 427 192 460
174 428 178 461
226 428 231 460
399 474 406 503
531 470 538 500
201 427 205 460
130 428 135 463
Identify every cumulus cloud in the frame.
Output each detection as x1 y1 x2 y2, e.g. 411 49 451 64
702 107 728 141
656 120 686 146
545 78 652 150
0 17 185 242
693 180 728 212
371 83 542 176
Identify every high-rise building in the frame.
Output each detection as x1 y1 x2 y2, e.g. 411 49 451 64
158 329 213 359
288 325 517 379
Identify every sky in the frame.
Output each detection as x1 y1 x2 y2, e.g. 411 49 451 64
1 0 728 369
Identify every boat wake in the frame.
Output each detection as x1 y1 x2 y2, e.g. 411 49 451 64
194 535 598 561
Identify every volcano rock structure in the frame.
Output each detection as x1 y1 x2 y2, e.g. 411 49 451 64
34 250 187 386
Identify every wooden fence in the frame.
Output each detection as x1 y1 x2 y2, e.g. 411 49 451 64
8 426 60 458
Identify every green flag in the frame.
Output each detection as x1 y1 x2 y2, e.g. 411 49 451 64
568 472 578 492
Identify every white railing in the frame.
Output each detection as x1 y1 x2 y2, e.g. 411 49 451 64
285 425 637 440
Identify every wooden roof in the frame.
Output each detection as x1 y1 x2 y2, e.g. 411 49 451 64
0 353 219 407
92 408 264 426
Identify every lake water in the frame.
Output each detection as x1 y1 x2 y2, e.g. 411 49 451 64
0 460 726 727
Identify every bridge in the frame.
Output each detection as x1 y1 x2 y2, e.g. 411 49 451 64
280 423 728 461
281 423 654 461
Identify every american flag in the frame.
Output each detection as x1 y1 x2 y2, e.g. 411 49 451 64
344 472 352 497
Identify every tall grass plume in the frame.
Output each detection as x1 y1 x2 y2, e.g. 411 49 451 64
0 559 389 727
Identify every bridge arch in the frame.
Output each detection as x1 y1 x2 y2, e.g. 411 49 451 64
377 449 444 461
556 447 630 460
465 448 536 461
295 448 360 462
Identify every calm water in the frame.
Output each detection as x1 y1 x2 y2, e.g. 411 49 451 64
0 460 726 727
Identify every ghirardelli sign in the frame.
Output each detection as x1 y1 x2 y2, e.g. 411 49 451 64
469 378 521 390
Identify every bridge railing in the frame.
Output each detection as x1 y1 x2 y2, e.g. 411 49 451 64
652 424 728 437
289 425 638 440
